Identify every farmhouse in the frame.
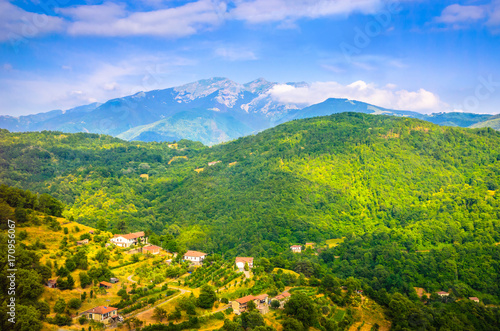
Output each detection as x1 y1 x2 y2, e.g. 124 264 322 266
110 231 148 248
235 257 254 270
469 297 480 303
76 239 89 245
437 291 449 297
232 295 257 314
46 278 57 288
143 245 161 255
110 277 119 284
183 250 207 265
290 245 302 253
305 242 315 249
208 161 221 166
82 306 119 324
99 281 113 289
272 292 291 308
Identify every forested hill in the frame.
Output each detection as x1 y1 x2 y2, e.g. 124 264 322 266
1 113 500 257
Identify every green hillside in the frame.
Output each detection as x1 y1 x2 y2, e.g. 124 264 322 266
470 114 500 130
2 113 500 330
1 113 499 254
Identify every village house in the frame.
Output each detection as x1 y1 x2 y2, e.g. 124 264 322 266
143 245 162 255
82 306 119 324
99 281 113 289
469 297 480 303
110 277 119 284
183 250 207 265
76 239 89 245
235 257 254 270
46 278 57 288
110 231 148 248
272 292 291 308
208 161 221 166
437 291 449 297
305 242 315 249
232 295 258 314
290 245 302 253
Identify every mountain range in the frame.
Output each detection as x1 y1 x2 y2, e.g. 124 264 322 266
0 77 495 145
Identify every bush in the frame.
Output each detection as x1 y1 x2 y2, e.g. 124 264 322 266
78 315 87 325
68 298 82 309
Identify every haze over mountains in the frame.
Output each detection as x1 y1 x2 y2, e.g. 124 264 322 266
0 77 495 145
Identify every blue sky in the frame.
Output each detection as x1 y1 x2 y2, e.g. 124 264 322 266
1 0 499 116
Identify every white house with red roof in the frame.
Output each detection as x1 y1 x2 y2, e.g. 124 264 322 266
110 231 147 248
235 257 254 269
183 250 207 265
290 245 302 253
82 306 118 323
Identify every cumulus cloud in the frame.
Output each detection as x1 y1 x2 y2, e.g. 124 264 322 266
0 0 65 42
229 0 383 23
435 1 500 31
58 0 226 37
268 81 447 113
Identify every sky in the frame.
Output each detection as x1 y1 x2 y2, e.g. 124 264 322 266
0 0 499 116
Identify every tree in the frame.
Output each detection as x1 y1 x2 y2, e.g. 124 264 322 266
34 300 50 320
197 284 217 309
15 304 42 331
247 299 257 312
270 300 281 309
68 298 82 309
152 307 167 322
284 293 318 329
244 262 250 271
79 272 92 288
242 311 265 329
53 298 66 314
17 269 43 301
221 318 240 331
282 318 304 331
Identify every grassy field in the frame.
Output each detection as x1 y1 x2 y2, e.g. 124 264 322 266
325 238 345 248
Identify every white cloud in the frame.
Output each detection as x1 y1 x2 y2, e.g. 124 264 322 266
436 4 486 24
215 47 257 61
59 0 226 38
435 1 500 31
0 54 196 116
0 0 65 42
230 0 383 23
268 80 447 113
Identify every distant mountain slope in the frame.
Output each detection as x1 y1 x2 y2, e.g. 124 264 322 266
281 98 493 128
117 109 255 145
0 77 495 145
470 114 500 130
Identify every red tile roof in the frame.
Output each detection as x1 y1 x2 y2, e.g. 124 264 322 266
184 250 207 257
100 281 113 287
235 295 256 304
84 306 117 315
437 291 449 295
143 245 161 251
274 292 291 300
290 245 302 248
235 257 254 264
254 294 268 301
113 231 145 240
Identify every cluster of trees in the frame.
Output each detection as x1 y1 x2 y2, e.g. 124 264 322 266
0 234 51 331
